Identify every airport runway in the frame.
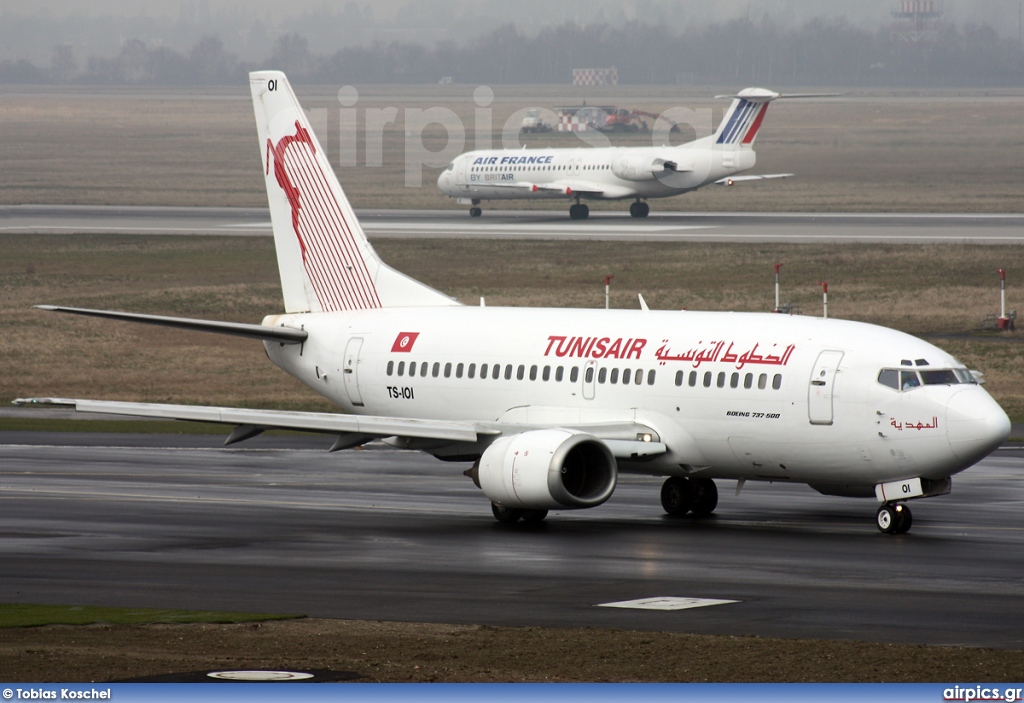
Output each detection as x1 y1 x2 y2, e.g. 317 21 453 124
2 430 1023 648
3 205 1024 243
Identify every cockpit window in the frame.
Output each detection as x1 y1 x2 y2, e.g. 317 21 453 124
878 367 976 391
920 369 958 385
877 369 899 390
900 370 921 390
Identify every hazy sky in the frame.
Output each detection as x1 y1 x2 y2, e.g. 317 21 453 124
3 0 1021 63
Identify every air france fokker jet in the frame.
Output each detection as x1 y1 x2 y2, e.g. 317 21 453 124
437 88 794 219
18 71 1010 535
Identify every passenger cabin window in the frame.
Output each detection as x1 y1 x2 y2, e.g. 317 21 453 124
572 367 581 383
772 373 783 390
387 360 394 376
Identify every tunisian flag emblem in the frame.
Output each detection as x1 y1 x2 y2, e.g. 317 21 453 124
391 332 420 352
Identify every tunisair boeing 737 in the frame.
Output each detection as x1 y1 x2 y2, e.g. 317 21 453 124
437 88 796 219
18 71 1010 534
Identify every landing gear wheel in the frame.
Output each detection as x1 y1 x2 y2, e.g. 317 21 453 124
660 476 694 517
520 509 549 524
690 478 718 516
876 503 912 534
491 503 523 524
569 203 590 220
629 201 650 218
469 207 482 217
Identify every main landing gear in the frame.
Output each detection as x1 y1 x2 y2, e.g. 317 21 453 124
660 476 718 517
467 199 482 217
491 502 549 524
876 502 912 534
569 202 590 220
629 200 650 218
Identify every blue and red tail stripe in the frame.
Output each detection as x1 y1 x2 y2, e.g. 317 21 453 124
716 100 769 145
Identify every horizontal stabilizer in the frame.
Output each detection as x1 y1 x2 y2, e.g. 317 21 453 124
716 174 793 186
13 397 497 443
35 306 307 344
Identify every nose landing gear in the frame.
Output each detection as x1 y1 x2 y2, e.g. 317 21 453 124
876 502 912 534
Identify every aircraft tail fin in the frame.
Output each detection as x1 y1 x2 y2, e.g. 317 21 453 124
249 71 458 313
711 88 780 148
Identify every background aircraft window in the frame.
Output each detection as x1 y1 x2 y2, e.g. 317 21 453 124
584 367 593 383
688 371 697 387
598 368 608 384
901 368 925 390
408 361 417 377
556 366 564 382
772 374 782 390
758 373 767 389
504 364 513 380
703 371 712 388
432 362 440 378
529 365 538 381
444 362 452 378
622 368 631 385
573 367 581 383
921 369 958 385
637 369 646 385
730 372 739 388
717 372 726 388
744 373 753 389
468 363 476 379
387 361 394 376
517 365 526 380
397 361 405 376
610 368 619 384
542 365 550 381
675 370 684 387
456 363 464 378
877 369 899 389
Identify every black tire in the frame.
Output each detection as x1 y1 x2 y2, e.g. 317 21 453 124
893 504 913 534
579 204 589 219
876 504 898 534
660 476 694 517
690 478 719 516
569 204 581 220
520 509 549 524
491 503 523 524
469 207 482 218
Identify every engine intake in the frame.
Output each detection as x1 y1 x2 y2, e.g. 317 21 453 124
477 429 617 510
611 154 677 181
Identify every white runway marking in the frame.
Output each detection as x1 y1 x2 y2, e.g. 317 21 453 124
598 597 739 611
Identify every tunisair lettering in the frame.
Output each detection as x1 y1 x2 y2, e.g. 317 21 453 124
544 336 647 360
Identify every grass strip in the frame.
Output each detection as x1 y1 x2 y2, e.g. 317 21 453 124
0 603 304 628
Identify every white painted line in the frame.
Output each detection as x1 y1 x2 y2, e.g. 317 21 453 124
597 597 739 611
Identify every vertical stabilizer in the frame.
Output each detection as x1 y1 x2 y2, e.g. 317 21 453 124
250 71 458 313
712 88 780 148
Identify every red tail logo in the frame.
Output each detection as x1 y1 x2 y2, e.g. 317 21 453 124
266 121 314 262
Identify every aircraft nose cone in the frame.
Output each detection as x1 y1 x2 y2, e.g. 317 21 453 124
946 387 1010 464
437 171 449 191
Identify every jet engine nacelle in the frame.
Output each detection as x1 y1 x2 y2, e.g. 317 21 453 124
611 154 677 182
478 429 617 510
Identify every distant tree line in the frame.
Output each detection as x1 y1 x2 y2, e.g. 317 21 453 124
2 18 1021 87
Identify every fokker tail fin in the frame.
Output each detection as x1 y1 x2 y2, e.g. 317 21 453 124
249 71 458 313
712 88 780 148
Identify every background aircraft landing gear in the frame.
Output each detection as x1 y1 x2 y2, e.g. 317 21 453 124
469 206 482 217
629 200 650 218
876 502 912 534
569 203 590 220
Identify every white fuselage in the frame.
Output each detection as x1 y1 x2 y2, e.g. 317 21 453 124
437 141 755 202
264 306 1007 492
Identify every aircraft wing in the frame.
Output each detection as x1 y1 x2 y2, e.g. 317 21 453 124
14 397 495 445
485 181 637 199
13 398 666 459
715 174 794 186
